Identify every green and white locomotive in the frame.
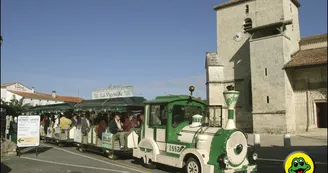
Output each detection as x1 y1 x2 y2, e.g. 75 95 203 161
133 86 258 173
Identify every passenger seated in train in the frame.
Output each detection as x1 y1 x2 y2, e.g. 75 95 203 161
138 114 144 127
81 113 91 136
109 113 128 148
71 113 78 127
42 114 50 135
124 114 138 132
97 113 107 143
60 113 72 130
53 114 60 138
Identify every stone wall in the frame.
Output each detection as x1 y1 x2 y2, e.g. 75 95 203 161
290 66 327 131
253 113 287 134
1 138 17 156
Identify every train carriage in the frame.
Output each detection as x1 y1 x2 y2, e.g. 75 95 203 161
73 96 146 159
29 102 77 147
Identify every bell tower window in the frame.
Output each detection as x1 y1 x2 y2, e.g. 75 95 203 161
243 18 253 31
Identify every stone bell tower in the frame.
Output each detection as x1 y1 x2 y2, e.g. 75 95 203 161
246 0 301 133
206 0 301 133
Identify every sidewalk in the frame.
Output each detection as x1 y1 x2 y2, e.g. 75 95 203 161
247 130 327 147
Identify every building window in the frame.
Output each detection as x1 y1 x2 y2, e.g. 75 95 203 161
265 68 268 76
243 18 253 31
290 4 292 12
267 96 270 103
246 5 249 14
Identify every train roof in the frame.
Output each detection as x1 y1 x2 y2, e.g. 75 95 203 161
74 96 146 110
144 95 205 104
29 102 76 112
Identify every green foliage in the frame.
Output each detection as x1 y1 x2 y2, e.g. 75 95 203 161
7 98 32 116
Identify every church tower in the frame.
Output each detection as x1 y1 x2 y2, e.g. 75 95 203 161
246 0 301 133
206 0 301 133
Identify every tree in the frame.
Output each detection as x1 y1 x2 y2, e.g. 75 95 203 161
7 98 32 116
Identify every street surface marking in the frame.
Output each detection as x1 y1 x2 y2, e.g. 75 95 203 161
41 143 151 173
258 158 327 165
20 156 129 173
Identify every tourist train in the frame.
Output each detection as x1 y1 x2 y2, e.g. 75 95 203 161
26 86 258 173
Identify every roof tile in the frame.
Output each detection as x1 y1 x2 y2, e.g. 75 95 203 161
300 34 327 45
284 47 327 68
8 90 83 103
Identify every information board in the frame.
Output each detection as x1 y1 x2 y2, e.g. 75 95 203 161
17 115 40 147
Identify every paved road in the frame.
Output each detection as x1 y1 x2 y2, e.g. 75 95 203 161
1 142 327 173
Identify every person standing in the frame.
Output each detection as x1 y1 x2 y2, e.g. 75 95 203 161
9 117 18 143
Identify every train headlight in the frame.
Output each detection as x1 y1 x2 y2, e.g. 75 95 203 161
252 153 258 160
224 156 229 164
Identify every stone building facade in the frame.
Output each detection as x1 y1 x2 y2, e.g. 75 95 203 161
205 0 327 133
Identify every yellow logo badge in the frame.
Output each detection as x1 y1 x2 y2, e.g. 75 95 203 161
284 151 315 173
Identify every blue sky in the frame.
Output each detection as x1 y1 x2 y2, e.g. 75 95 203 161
1 0 327 100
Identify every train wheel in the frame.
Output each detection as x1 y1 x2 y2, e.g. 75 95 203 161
78 147 85 152
142 157 156 169
58 143 64 147
184 157 200 173
107 152 117 160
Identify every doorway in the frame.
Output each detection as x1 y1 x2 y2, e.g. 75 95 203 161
316 102 327 128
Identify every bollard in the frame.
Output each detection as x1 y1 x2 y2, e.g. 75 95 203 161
284 134 291 147
254 133 260 147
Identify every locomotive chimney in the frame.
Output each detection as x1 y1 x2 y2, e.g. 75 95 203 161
223 85 239 130
52 91 56 98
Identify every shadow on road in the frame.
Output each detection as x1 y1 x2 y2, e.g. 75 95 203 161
129 158 181 173
256 145 327 173
1 162 12 173
18 146 53 155
256 145 327 162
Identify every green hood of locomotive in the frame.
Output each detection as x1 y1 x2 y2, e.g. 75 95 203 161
207 128 241 166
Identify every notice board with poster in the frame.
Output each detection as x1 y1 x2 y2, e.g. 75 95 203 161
17 115 40 147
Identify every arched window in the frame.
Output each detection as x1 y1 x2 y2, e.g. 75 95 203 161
243 18 253 31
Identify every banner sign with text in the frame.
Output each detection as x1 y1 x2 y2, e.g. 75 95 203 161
17 115 40 147
92 85 134 99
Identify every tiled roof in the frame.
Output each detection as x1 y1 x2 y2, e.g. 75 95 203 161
300 34 327 45
284 47 327 68
7 90 83 103
213 0 300 10
1 82 19 87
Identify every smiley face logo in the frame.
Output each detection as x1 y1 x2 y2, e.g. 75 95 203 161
284 151 315 173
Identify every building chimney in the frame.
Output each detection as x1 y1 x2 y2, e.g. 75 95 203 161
52 91 56 98
32 87 35 93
